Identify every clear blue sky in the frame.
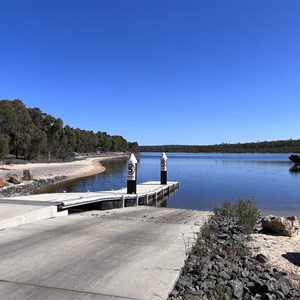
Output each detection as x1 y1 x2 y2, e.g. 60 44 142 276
1 0 299 146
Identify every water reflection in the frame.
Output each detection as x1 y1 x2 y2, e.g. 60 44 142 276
38 157 128 194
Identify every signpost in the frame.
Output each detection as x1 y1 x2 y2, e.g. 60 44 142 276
127 153 137 194
160 152 167 184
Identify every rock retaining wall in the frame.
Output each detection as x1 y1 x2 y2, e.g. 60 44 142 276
0 176 67 198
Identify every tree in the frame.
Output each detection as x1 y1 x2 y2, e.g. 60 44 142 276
27 129 47 160
128 142 139 153
0 100 17 135
42 114 65 160
64 125 77 154
27 108 48 159
111 135 128 152
0 134 9 160
11 100 34 159
96 132 112 152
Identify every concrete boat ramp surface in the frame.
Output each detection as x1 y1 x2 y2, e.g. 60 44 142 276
0 183 210 300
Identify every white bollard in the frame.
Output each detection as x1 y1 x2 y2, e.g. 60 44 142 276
127 153 137 194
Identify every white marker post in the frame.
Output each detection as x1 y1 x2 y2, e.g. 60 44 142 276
160 152 167 184
127 153 137 194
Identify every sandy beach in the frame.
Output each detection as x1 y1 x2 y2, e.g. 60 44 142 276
0 154 128 184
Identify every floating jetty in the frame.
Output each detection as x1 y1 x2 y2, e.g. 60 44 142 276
0 181 179 230
38 181 179 210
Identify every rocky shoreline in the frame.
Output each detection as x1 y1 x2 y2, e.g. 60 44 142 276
168 213 300 299
0 176 67 198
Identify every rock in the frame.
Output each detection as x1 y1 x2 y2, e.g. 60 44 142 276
220 270 231 280
22 169 33 181
263 293 277 300
276 290 286 299
242 269 249 277
230 279 244 299
255 253 269 264
266 282 276 293
289 289 300 298
243 258 256 270
169 290 178 298
206 279 216 289
262 215 299 237
280 281 291 296
232 233 243 242
185 291 201 300
0 178 8 188
8 174 21 184
218 233 230 241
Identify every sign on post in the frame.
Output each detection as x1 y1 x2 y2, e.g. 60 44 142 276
160 152 167 184
127 153 137 194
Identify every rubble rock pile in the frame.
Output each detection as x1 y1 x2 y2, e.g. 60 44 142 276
168 213 300 299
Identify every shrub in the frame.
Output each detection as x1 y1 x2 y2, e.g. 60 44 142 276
214 197 259 233
235 197 259 233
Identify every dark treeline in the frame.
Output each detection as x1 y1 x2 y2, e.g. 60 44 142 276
140 140 300 153
0 99 139 160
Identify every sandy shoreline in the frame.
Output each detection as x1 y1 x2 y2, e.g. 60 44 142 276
0 154 128 184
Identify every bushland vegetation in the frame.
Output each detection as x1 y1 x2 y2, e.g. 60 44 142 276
140 139 300 153
0 99 139 160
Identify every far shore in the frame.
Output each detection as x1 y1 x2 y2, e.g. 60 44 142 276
0 154 129 186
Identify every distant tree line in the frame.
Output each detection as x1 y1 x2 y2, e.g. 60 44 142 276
0 99 139 160
140 140 300 153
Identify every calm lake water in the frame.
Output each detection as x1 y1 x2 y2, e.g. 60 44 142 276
44 152 300 218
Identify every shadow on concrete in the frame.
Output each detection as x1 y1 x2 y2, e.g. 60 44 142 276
282 252 300 267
